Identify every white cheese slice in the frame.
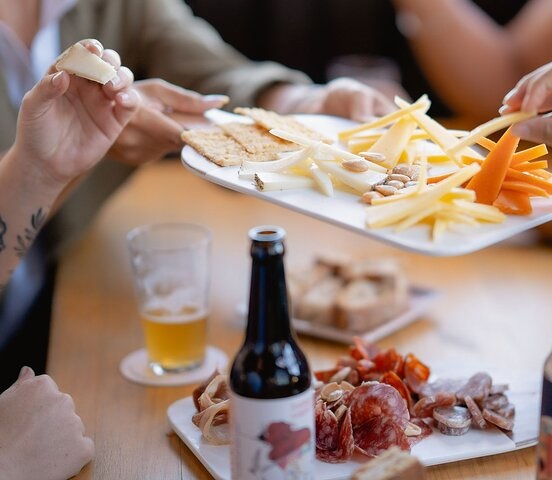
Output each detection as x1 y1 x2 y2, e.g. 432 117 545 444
56 43 117 85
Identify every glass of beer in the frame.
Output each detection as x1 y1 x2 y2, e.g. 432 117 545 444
126 223 211 375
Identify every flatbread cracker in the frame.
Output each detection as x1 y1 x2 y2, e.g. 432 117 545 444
181 127 251 167
219 122 297 159
234 107 333 144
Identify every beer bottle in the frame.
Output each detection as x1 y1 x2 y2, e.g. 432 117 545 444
537 349 552 479
229 226 315 480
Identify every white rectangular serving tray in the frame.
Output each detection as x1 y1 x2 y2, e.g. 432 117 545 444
168 367 539 480
235 287 439 345
181 111 552 257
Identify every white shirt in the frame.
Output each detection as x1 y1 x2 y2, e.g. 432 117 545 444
0 0 77 108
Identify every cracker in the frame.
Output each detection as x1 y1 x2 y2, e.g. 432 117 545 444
219 122 297 159
234 107 332 144
181 127 251 166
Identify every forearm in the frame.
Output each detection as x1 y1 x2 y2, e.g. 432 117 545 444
393 0 521 119
0 148 64 289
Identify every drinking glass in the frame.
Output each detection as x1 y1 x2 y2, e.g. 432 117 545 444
126 223 211 375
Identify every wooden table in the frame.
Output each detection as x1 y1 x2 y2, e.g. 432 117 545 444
47 159 552 479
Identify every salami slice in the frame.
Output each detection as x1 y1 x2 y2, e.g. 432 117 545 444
406 418 433 447
316 408 355 463
315 401 338 451
495 403 516 419
347 382 410 429
483 393 509 411
433 406 471 436
482 408 514 431
417 377 466 398
464 395 487 429
354 417 410 458
412 391 456 418
456 372 492 403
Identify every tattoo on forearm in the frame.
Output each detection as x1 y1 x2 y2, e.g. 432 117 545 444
14 208 46 258
0 215 6 252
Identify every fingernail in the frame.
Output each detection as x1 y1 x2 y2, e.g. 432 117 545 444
110 74 121 87
512 124 529 137
498 105 509 115
203 94 229 104
503 89 516 102
18 366 35 380
52 71 64 87
119 92 131 105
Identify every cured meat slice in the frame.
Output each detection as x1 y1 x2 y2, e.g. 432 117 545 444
372 348 405 377
490 383 509 395
354 417 410 458
347 382 410 429
417 377 466 398
403 353 430 394
482 408 514 431
483 393 509 411
316 408 355 463
381 371 413 409
464 395 487 429
433 406 471 436
412 391 456 418
456 372 492 403
315 401 339 451
406 418 433 447
495 403 516 419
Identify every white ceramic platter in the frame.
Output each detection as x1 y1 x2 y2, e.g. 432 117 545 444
181 111 552 257
168 367 539 480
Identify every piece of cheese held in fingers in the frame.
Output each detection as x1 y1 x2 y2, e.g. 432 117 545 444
56 42 117 84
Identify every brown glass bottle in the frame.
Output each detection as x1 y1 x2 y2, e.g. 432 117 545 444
537 350 552 479
229 226 315 480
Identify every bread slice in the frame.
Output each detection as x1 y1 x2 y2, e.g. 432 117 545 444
56 42 116 84
335 279 408 332
352 447 426 480
295 276 342 325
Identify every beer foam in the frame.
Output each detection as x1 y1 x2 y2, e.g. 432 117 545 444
142 300 207 325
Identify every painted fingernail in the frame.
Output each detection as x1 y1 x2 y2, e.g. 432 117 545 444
52 71 64 87
110 74 121 87
203 94 229 104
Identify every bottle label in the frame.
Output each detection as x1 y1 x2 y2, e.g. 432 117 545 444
230 389 315 480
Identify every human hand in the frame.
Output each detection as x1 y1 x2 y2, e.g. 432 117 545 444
0 367 94 480
262 78 397 121
12 39 140 193
107 79 229 165
501 62 552 144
